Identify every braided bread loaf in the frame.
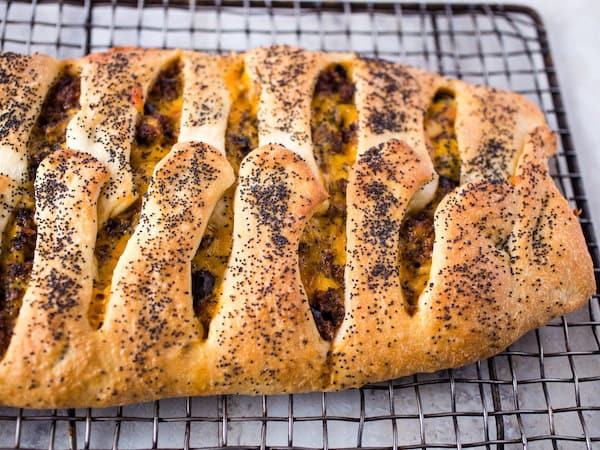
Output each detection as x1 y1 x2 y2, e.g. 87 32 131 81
0 46 593 408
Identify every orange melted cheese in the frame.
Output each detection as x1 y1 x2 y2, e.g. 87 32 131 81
300 91 357 295
398 93 460 311
1 60 459 342
190 60 259 334
426 95 460 182
299 63 357 340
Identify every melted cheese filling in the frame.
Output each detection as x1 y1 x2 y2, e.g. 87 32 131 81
398 92 460 313
89 60 183 329
0 62 460 344
0 193 35 351
299 63 357 341
0 68 81 349
190 61 259 336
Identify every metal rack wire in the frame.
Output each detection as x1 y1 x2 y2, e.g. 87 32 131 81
0 1 598 449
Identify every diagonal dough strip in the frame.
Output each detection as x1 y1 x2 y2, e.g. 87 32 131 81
0 149 109 407
207 145 329 394
330 59 449 388
90 57 185 329
510 126 594 330
0 53 62 183
330 140 436 389
414 177 517 369
66 48 179 225
0 53 65 357
178 51 233 153
0 66 84 334
100 142 234 403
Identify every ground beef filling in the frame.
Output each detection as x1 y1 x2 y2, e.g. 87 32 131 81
28 71 81 180
90 206 139 328
191 63 259 337
398 92 460 313
300 63 357 341
89 60 183 329
0 71 81 352
0 207 36 350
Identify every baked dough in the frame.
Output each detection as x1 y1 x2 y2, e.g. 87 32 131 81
0 46 594 407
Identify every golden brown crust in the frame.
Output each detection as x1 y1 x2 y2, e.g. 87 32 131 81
0 46 593 407
510 126 594 328
415 178 518 369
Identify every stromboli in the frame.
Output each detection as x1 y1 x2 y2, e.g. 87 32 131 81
0 45 593 408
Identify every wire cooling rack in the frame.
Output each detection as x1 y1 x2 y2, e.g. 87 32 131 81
0 1 598 449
